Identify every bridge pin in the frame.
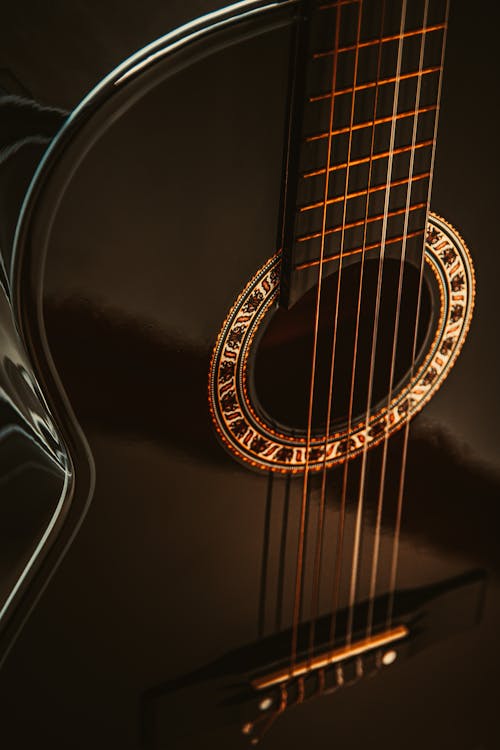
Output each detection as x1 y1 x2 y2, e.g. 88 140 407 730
259 697 273 711
382 650 398 666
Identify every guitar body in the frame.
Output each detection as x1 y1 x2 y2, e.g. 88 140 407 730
0 2 499 748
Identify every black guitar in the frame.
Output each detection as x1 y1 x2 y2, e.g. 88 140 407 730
0 1 499 748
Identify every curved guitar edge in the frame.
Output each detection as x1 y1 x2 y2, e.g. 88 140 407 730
0 1 300 661
0 272 81 663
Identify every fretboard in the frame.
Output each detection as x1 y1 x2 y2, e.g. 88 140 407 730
279 0 449 308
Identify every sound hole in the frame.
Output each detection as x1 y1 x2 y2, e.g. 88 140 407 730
252 260 433 433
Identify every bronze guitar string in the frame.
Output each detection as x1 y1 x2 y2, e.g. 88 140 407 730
289 0 344 677
386 0 451 631
344 0 409 651
307 0 365 666
365 0 432 641
328 0 387 654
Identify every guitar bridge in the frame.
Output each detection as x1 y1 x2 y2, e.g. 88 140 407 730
251 624 409 691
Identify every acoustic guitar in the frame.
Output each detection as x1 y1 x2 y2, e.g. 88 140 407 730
0 1 498 748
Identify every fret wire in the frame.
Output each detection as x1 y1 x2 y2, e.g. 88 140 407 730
297 201 426 243
310 66 440 103
295 229 424 271
314 23 446 58
319 0 360 9
300 171 430 212
306 104 438 143
303 138 434 179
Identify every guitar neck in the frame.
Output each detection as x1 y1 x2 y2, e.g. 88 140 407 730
279 0 449 308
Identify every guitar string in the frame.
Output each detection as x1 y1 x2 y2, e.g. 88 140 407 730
328 0 387 652
289 0 343 675
307 0 364 666
386 0 450 630
275 474 291 633
344 0 408 650
365 0 431 640
258 473 274 640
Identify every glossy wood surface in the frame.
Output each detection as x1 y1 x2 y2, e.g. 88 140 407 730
0 3 499 748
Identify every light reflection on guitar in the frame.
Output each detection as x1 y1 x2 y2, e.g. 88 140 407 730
0 1 498 749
